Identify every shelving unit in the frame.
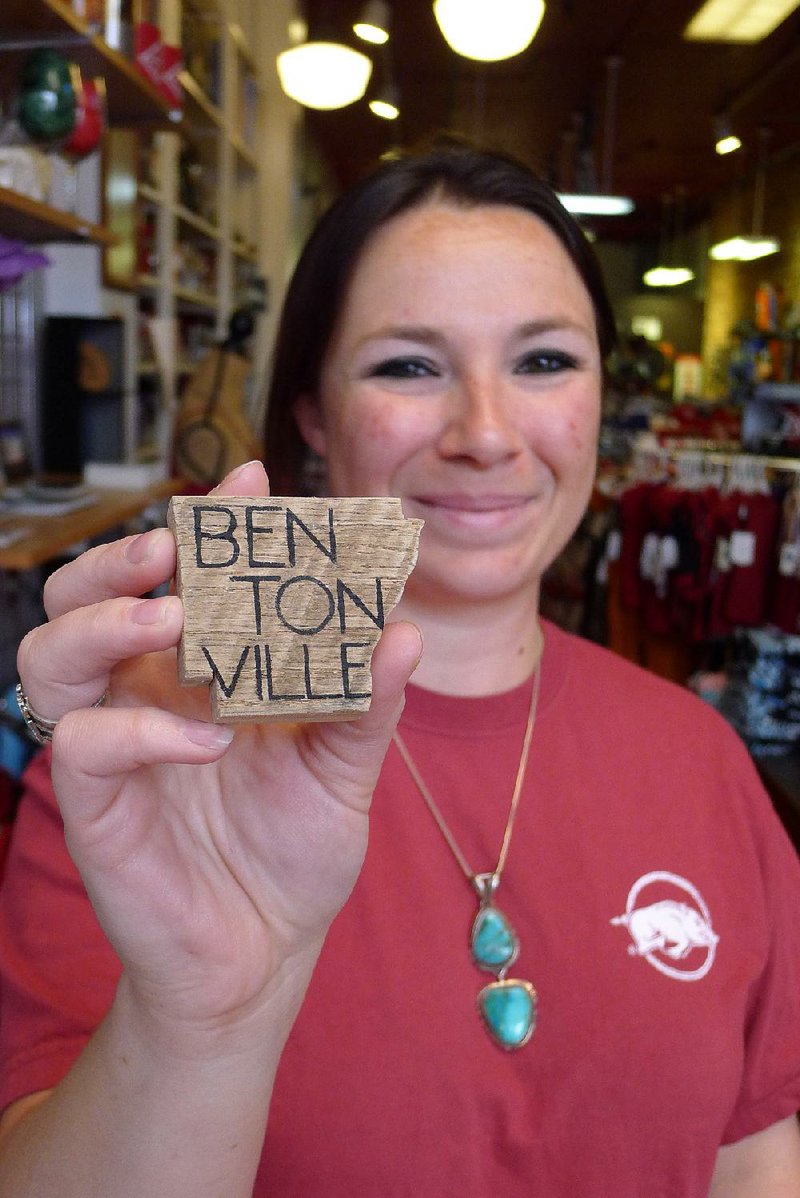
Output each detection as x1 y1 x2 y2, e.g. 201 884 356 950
1 0 295 474
0 184 114 244
120 0 269 463
1 0 180 126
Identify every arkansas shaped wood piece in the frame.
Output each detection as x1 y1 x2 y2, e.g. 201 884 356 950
168 495 423 723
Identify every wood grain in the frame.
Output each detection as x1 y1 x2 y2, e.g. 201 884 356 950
168 495 423 722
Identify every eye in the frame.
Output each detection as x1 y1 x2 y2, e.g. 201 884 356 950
515 350 579 375
366 356 439 379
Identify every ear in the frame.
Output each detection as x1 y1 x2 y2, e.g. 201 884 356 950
292 393 328 458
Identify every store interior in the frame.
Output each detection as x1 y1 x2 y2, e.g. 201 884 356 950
2 0 800 838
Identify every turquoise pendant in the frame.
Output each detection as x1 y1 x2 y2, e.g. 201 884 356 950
469 875 537 1049
471 904 519 972
477 978 538 1050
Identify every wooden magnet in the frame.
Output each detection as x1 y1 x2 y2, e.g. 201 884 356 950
167 495 423 723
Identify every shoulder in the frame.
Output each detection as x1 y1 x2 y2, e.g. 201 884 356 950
542 620 740 751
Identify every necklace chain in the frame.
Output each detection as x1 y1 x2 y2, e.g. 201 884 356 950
392 666 541 894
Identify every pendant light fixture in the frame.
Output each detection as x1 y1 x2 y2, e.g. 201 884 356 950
557 58 634 217
354 0 391 44
714 114 741 155
369 79 400 119
643 192 696 287
277 8 373 110
433 0 545 62
710 129 780 261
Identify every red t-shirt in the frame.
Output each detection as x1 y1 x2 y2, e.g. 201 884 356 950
2 622 800 1197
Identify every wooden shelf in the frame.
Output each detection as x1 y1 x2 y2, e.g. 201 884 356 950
138 183 164 205
1 0 180 127
231 239 258 264
175 204 221 242
174 284 218 311
0 186 114 244
178 70 223 128
228 21 257 74
231 135 258 173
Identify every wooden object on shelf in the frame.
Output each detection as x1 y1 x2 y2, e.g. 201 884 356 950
173 342 261 484
168 495 423 723
0 476 183 571
0 185 114 244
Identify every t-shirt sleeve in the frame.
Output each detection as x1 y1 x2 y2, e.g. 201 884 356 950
721 744 800 1143
0 749 120 1112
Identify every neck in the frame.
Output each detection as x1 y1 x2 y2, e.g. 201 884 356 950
395 589 543 696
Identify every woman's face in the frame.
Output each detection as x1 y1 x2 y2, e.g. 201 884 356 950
296 200 603 608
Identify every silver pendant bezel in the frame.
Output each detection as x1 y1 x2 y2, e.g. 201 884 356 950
470 901 520 974
476 977 538 1050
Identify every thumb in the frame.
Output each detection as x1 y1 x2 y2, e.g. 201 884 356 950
209 459 270 498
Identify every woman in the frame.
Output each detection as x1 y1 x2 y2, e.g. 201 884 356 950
1 145 799 1196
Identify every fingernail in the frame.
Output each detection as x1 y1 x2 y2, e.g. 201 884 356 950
183 721 235 749
226 460 263 485
127 528 168 564
130 596 182 625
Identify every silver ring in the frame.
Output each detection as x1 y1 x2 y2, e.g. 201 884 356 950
15 681 109 746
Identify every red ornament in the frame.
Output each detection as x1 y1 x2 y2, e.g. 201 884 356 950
63 74 105 159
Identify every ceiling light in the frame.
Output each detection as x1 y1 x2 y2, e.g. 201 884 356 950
557 193 634 216
716 133 742 154
714 114 741 155
433 0 545 62
276 42 373 110
354 0 391 44
709 235 780 261
369 79 400 119
643 266 696 286
709 129 780 261
644 191 696 287
684 0 800 42
369 98 399 119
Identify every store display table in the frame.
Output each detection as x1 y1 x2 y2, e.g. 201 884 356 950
0 478 184 572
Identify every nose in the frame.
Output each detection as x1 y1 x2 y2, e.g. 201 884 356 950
436 371 524 468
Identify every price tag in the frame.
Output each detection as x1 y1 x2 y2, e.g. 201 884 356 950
639 532 659 580
659 535 680 572
779 542 800 577
729 529 757 568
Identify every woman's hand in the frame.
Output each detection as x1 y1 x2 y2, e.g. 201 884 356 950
16 461 422 1047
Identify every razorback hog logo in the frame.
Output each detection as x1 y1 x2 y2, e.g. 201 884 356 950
611 871 719 982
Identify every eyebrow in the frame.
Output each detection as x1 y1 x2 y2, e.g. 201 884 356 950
357 317 594 349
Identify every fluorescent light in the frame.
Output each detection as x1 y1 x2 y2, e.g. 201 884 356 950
277 43 373 110
643 266 696 287
433 0 545 62
709 235 781 261
685 0 800 42
557 193 634 216
716 133 742 155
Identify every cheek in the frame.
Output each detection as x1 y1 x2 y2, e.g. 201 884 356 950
532 389 600 468
326 396 429 485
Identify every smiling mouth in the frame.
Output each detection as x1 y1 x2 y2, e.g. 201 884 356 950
409 493 535 528
414 494 533 513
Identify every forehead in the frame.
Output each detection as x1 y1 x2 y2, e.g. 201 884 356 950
339 200 595 325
